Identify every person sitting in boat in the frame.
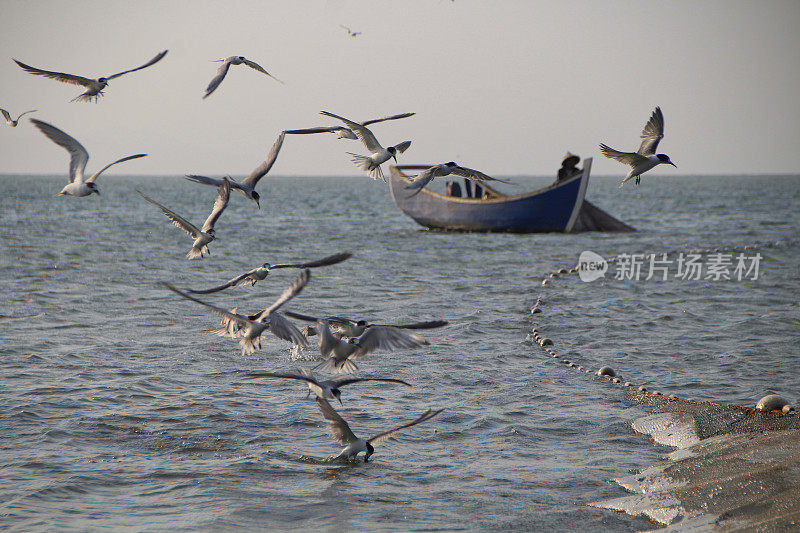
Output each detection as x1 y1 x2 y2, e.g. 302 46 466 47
557 152 581 181
446 181 462 197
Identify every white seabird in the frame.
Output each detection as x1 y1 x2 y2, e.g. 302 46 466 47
314 319 430 374
138 180 230 259
14 50 168 102
1 108 36 127
320 111 412 181
188 252 352 294
284 112 415 141
284 310 447 338
161 269 310 355
599 106 676 187
31 119 146 197
245 368 411 405
204 55 283 99
316 396 443 462
184 131 285 208
405 162 510 196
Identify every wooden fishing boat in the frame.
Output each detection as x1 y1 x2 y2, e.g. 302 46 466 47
389 158 635 233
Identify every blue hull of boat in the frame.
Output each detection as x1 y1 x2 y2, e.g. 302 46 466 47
389 160 590 233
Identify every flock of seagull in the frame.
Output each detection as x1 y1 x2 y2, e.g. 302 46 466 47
5 47 460 463
4 45 678 461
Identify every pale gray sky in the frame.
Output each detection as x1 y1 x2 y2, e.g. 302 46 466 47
2 1 798 177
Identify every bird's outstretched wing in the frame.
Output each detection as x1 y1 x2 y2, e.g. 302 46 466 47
107 50 168 80
244 370 319 386
184 174 229 188
405 166 441 192
283 126 343 135
201 179 230 233
599 143 647 167
392 140 412 154
450 165 510 183
637 106 664 155
361 112 415 127
316 397 358 444
373 320 449 330
161 282 253 328
331 375 412 388
368 408 444 445
0 109 11 122
204 58 233 98
240 131 286 189
266 312 308 347
17 109 37 120
270 252 353 270
351 326 429 359
138 190 201 238
316 319 345 357
86 154 147 183
321 111 382 152
30 119 88 183
242 58 283 84
187 267 260 295
14 59 94 87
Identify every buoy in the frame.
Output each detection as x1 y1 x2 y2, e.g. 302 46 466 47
540 338 553 346
597 366 616 377
756 394 791 411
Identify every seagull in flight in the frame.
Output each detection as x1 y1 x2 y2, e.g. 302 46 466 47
320 111 412 181
1 108 36 127
138 180 230 259
31 119 146 197
284 310 447 339
161 270 310 355
284 112 415 141
405 162 510 196
339 25 362 37
599 106 676 187
314 319 430 374
316 397 443 462
184 131 285 208
14 50 168 102
244 368 411 405
204 55 283 99
187 252 353 294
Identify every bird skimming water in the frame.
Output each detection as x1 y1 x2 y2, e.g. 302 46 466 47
316 396 443 462
14 51 168 102
599 106 676 187
31 119 146 197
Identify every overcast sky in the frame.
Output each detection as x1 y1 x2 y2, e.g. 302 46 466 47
1 1 798 177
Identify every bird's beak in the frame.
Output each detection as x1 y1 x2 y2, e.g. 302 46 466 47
337 397 343 406
256 199 261 209
669 162 677 168
392 154 398 164
93 189 101 195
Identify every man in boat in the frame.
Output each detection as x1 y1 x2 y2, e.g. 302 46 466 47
557 152 581 181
